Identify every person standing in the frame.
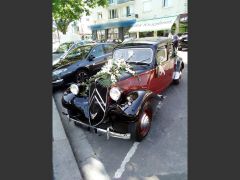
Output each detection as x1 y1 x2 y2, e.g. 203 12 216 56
173 34 179 52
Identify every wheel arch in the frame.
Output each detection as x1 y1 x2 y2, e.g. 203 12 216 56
122 90 159 120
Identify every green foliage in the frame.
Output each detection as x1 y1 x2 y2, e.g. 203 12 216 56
179 22 188 33
52 0 108 34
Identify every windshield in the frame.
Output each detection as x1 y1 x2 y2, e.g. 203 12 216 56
64 45 93 61
113 48 153 64
55 42 73 53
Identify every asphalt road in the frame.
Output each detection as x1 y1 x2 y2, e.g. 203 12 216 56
53 51 188 180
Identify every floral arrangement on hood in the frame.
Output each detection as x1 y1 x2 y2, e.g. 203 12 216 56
78 58 136 95
91 58 135 87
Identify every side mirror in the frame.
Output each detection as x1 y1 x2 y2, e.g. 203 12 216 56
88 54 95 61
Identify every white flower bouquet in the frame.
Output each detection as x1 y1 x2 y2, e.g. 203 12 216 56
77 58 136 96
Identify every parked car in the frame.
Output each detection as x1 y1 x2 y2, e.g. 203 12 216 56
178 32 188 51
52 42 116 87
52 40 96 64
61 37 184 141
52 42 74 62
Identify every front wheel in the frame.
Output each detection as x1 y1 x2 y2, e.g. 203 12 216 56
75 69 89 84
129 108 152 142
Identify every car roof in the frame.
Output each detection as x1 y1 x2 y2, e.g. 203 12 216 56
71 42 115 50
120 37 171 48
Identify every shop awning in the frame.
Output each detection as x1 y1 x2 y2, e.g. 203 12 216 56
129 16 177 33
90 19 136 31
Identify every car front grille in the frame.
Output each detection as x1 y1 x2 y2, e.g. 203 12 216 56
88 80 109 126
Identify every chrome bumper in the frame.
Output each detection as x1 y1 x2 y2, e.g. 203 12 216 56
66 115 131 140
52 79 63 84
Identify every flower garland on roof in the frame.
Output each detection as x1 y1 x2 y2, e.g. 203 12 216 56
78 58 136 95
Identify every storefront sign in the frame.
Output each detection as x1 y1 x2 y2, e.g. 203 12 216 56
129 16 177 33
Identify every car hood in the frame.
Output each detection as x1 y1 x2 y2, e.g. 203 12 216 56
118 65 149 81
116 65 152 93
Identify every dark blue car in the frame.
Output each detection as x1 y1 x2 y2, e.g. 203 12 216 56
52 42 116 87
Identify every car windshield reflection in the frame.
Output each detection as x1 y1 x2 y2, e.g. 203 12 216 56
63 45 93 62
113 48 153 65
54 42 73 53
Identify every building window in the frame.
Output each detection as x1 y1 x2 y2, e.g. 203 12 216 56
108 28 119 40
97 30 105 41
157 30 164 37
97 12 102 19
143 1 151 12
109 9 118 19
163 0 173 7
109 0 115 4
126 6 131 16
139 31 154 38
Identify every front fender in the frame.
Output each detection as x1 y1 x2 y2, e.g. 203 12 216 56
62 89 89 118
111 90 159 122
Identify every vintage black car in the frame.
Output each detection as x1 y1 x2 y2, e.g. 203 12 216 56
178 32 188 51
52 42 116 87
62 37 184 141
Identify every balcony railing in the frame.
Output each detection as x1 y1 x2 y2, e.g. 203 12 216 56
117 0 134 4
108 0 134 5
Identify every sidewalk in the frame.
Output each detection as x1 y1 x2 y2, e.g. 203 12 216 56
52 98 83 180
53 97 110 180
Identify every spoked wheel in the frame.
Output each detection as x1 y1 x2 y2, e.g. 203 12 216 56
129 107 152 142
76 69 89 83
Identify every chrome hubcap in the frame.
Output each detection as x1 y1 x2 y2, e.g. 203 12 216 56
140 112 150 136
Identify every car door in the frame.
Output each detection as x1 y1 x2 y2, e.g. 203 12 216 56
148 45 170 94
88 44 106 73
166 42 175 84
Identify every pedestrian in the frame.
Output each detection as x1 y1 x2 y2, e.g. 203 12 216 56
173 34 179 52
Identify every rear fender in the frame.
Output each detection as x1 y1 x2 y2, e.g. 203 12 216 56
173 56 184 80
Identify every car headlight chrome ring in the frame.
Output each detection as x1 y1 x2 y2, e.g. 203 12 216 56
110 87 121 101
70 84 79 95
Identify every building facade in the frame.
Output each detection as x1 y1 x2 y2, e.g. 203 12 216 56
90 0 137 41
89 0 188 41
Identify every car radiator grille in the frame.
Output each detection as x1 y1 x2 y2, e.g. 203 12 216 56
88 81 109 126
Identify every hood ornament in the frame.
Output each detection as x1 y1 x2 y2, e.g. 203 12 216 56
90 111 97 119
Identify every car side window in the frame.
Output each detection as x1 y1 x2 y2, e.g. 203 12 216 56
103 44 115 54
168 43 174 58
65 45 92 61
90 45 104 58
156 47 167 65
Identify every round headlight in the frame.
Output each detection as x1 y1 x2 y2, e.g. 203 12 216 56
70 84 79 95
110 87 121 101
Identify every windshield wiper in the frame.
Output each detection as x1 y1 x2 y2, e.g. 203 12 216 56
128 61 150 66
127 58 151 66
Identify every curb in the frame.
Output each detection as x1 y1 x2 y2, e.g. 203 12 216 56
52 97 83 180
53 97 110 180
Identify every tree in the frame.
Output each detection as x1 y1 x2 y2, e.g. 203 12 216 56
52 0 108 34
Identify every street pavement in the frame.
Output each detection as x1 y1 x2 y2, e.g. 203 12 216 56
53 51 188 180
